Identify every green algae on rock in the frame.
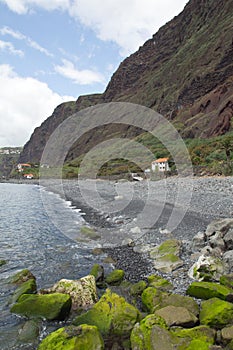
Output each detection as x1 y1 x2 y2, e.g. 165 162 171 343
171 325 216 345
0 259 7 267
11 269 36 284
130 280 147 296
73 289 140 336
11 278 37 304
38 325 104 350
10 293 71 321
200 297 233 328
141 287 163 312
187 281 233 301
155 293 199 316
105 269 125 285
220 274 233 289
148 275 174 291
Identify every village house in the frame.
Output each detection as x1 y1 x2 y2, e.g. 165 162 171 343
151 158 170 172
17 163 31 172
23 173 34 179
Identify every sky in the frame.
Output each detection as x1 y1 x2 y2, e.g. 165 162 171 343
0 0 188 147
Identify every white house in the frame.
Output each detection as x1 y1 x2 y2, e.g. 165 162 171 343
151 158 170 172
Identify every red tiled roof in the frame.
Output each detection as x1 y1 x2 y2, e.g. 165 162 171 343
152 158 169 163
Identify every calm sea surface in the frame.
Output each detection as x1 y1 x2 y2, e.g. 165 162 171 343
0 183 98 349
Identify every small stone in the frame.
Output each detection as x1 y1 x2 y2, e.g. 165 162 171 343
92 248 104 255
11 269 36 284
191 231 206 252
90 264 104 283
221 325 233 343
0 259 7 267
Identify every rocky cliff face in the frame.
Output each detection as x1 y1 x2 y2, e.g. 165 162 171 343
19 0 233 163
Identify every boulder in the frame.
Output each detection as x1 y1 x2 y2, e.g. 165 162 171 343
224 228 233 250
221 325 233 344
200 297 233 328
46 275 98 310
18 320 40 343
38 325 104 350
105 269 125 285
223 250 233 271
154 293 199 316
188 255 226 282
141 287 163 312
147 274 173 291
187 281 233 301
205 219 233 238
11 269 36 284
172 325 216 346
11 278 37 304
150 239 183 273
130 280 147 296
130 315 178 350
0 259 6 267
11 293 71 321
155 305 198 328
191 231 206 252
73 289 140 336
220 274 233 289
89 264 104 284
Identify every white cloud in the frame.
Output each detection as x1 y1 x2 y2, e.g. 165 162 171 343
0 0 69 14
54 59 105 85
0 26 53 57
0 39 24 56
0 64 75 147
1 0 188 55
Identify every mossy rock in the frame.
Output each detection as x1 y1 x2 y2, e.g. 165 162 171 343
200 297 233 328
73 289 140 336
11 278 37 304
89 264 104 284
172 325 216 345
131 315 180 350
150 239 182 258
221 325 233 344
148 275 174 291
130 281 147 296
0 259 7 267
155 305 198 328
220 274 233 289
38 325 104 350
187 281 233 301
155 293 199 316
11 269 36 284
105 269 125 285
141 287 163 312
182 338 213 350
80 226 101 240
18 320 41 343
11 293 71 321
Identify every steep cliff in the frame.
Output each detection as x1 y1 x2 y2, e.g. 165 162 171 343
19 0 233 164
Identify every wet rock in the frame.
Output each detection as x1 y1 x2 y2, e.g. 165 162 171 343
46 275 98 310
200 297 233 328
155 305 198 328
73 289 140 337
105 269 125 285
90 264 104 284
10 293 71 320
11 278 37 304
11 269 36 284
187 281 233 301
38 325 104 350
18 320 40 343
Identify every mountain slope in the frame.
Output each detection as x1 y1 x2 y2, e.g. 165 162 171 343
19 0 233 164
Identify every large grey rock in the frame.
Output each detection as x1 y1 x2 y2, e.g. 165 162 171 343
223 251 233 272
224 228 233 250
205 219 233 238
191 231 206 252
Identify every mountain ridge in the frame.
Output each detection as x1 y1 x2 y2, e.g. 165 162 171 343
19 0 233 165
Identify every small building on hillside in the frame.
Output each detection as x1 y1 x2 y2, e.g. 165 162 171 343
151 158 170 172
23 173 34 179
17 163 31 172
